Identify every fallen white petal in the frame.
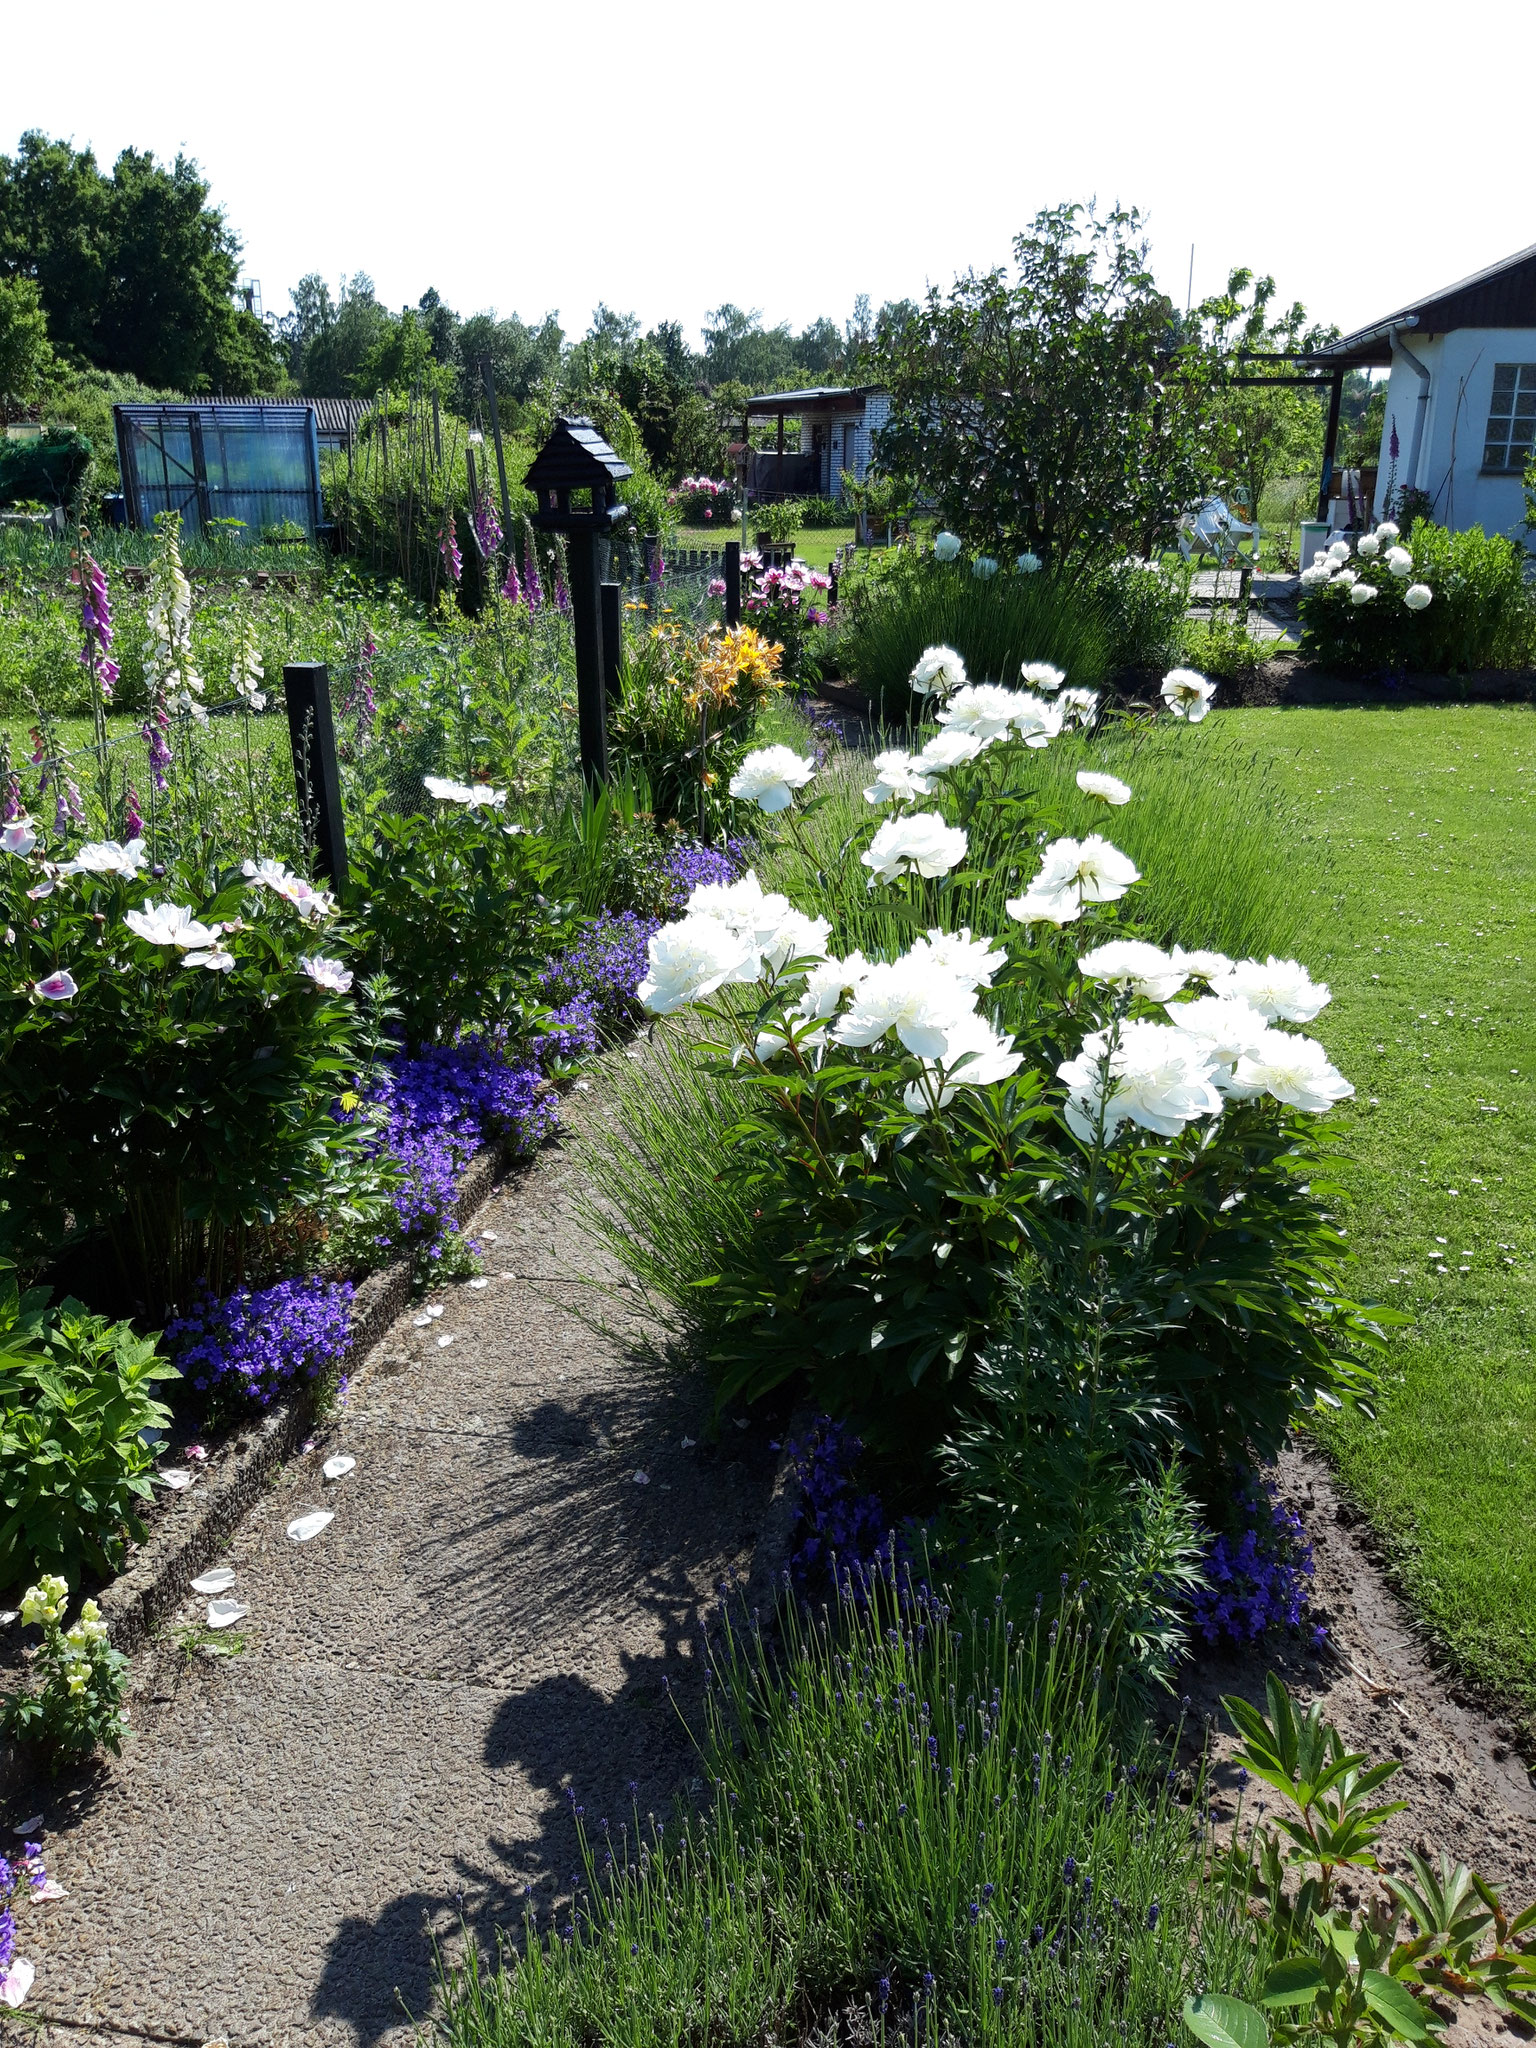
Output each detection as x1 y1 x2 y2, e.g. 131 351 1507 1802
0 1960 34 2008
286 1510 334 1542
0 1612 15 1626
426 1304 444 1319
680 1437 696 1449
206 1600 247 1629
481 1230 499 1242
160 1469 194 1490
467 1277 488 1290
12 1817 42 1836
437 1333 456 1349
322 1455 356 1482
191 1568 236 1596
412 1312 432 1327
35 1880 66 1901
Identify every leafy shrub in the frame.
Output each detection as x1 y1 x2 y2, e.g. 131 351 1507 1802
439 1574 1257 2044
164 1276 353 1409
1 1575 129 1767
795 494 849 529
1299 518 1534 673
752 499 801 544
353 793 571 1048
833 547 1111 715
0 1271 176 1588
0 830 374 1311
1185 607 1272 679
0 427 92 512
1091 556 1191 674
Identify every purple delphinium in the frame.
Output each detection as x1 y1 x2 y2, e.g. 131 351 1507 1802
165 1277 354 1408
1190 1475 1317 1646
786 1416 889 1594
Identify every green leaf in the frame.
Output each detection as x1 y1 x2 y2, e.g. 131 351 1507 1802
1361 1971 1430 2039
1183 1993 1270 2048
1260 1959 1327 2007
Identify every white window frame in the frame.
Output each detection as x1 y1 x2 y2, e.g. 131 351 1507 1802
1482 363 1536 474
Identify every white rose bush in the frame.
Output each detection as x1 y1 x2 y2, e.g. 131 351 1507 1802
633 646 1386 1494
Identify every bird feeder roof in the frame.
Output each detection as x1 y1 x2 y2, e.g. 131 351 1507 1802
523 416 633 491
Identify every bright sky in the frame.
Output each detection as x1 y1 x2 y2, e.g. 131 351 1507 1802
4 0 1528 349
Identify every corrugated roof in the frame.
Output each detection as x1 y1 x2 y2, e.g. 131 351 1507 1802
745 385 880 410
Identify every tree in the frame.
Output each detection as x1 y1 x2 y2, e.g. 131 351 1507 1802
456 310 564 412
870 204 1226 571
700 305 800 392
0 132 282 394
416 287 460 369
1206 270 1334 520
795 316 844 378
0 275 54 416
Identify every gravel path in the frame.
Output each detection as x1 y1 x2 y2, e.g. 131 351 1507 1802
14 1122 777 2047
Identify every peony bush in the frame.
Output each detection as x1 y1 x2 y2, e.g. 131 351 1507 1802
1299 516 1534 674
632 647 1385 1489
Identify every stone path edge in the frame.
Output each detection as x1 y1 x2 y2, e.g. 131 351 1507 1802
95 1136 509 1659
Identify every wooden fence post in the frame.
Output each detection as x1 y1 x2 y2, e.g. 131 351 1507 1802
281 663 349 891
601 581 623 701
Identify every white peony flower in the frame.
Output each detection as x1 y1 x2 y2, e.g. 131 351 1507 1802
1160 669 1217 722
62 838 147 878
932 532 962 562
1163 993 1270 1079
902 1011 1024 1112
972 556 999 580
1006 835 1139 932
864 748 934 805
1169 945 1234 982
938 683 1031 741
1057 1018 1223 1142
797 951 870 1019
861 813 968 887
685 871 805 967
758 905 832 975
906 926 1007 989
910 644 967 698
1076 770 1130 806
1385 546 1413 579
638 917 759 1014
1009 692 1065 748
1350 582 1377 606
423 775 507 808
1076 937 1187 1002
125 900 222 951
729 745 816 814
913 729 989 778
1375 520 1400 543
1298 563 1332 589
1327 540 1352 563
1019 661 1066 692
1215 954 1330 1023
1404 583 1433 612
299 955 355 993
830 955 975 1058
1356 533 1380 559
1224 1028 1354 1112
1057 688 1100 731
242 858 335 922
182 946 236 972
1016 552 1043 574
1333 567 1358 588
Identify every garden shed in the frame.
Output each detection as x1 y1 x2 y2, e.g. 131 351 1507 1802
1312 242 1536 547
744 385 888 500
113 400 327 541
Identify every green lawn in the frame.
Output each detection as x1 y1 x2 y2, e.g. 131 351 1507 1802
672 524 857 572
1230 703 1536 1727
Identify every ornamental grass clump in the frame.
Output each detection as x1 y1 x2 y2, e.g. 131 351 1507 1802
437 1571 1258 2046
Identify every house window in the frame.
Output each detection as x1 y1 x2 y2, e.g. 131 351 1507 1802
1483 364 1536 473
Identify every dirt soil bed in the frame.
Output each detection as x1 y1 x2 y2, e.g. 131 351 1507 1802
1177 1444 1536 2047
1182 652 1536 710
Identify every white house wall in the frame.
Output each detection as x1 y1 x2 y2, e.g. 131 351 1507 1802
1375 328 1535 549
790 394 892 499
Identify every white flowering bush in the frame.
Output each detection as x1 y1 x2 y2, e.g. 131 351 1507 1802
1299 518 1533 674
0 821 377 1310
632 653 1385 1478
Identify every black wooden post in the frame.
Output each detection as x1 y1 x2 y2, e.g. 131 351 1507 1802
281 663 349 891
479 355 514 547
724 539 741 627
601 581 623 701
1316 366 1345 523
566 534 608 786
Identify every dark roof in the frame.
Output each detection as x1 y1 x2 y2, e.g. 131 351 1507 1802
1315 243 1536 366
523 416 632 490
745 385 880 412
